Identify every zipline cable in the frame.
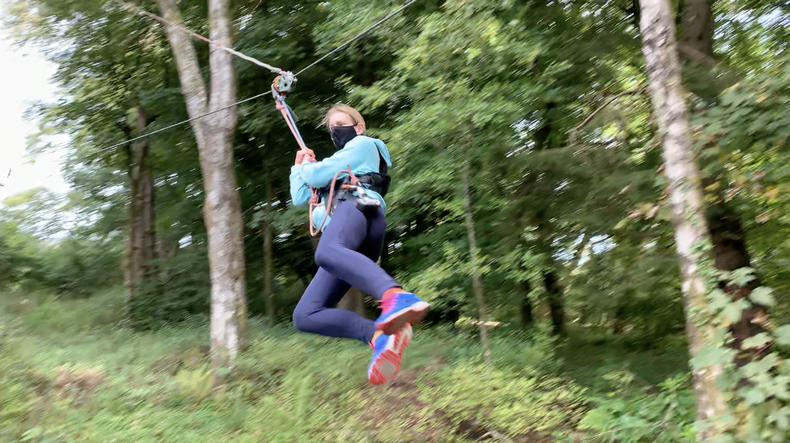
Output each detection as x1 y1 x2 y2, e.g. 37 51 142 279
96 92 270 153
96 0 418 154
118 1 285 74
295 0 418 76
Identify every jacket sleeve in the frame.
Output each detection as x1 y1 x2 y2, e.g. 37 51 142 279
292 142 370 188
289 165 313 207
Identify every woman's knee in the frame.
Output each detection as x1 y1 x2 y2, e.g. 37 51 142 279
292 308 312 332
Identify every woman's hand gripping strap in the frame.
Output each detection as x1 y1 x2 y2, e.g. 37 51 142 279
309 166 358 236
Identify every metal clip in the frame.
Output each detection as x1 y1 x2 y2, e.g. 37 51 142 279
342 184 381 215
272 71 297 95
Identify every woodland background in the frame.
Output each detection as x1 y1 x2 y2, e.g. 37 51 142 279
1 0 790 441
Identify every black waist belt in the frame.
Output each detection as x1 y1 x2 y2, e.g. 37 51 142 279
357 172 391 196
323 144 391 215
322 172 391 215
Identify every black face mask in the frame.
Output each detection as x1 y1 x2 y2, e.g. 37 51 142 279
330 126 358 148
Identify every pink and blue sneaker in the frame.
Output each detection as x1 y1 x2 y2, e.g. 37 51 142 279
375 291 430 336
368 324 413 385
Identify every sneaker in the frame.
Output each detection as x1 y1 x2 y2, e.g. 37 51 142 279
368 324 413 385
375 292 430 336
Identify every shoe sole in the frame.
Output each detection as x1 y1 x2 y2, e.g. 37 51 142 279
376 302 430 336
368 325 413 385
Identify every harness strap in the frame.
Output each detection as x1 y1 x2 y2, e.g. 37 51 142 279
274 88 360 236
273 85 389 236
311 166 360 235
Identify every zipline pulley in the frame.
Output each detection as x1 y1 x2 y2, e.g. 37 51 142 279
100 0 419 154
272 71 297 96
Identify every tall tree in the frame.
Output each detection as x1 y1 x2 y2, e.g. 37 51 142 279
678 0 714 59
262 175 275 324
155 0 247 369
638 0 729 437
462 144 493 364
123 106 157 324
4 0 176 322
678 0 769 366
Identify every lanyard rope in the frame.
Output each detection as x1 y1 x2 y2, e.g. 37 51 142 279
272 84 329 236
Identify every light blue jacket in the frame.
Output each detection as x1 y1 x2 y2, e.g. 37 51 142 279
289 135 392 232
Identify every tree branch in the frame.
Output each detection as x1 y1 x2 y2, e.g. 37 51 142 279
155 0 208 136
571 87 646 136
677 42 717 68
677 43 741 88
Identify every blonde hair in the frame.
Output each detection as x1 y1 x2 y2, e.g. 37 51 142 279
322 104 366 134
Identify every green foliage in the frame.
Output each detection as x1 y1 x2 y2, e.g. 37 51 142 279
1 289 597 443
3 0 790 440
0 191 123 296
422 364 586 437
688 265 790 441
174 365 216 401
579 373 697 443
128 244 212 330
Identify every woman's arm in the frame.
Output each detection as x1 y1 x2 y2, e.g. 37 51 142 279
292 138 379 188
289 165 313 207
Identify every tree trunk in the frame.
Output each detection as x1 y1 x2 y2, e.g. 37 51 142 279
157 0 246 370
542 268 566 335
679 0 767 366
519 278 533 328
573 234 589 270
533 103 567 335
638 0 729 436
156 236 178 260
678 0 713 57
613 304 628 334
462 151 493 365
338 287 366 316
534 218 566 336
676 0 727 99
126 106 157 326
263 177 275 324
707 200 768 366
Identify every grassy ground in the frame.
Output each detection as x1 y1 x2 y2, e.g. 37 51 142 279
0 289 689 443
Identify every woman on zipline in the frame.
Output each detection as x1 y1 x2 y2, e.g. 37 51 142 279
289 104 430 385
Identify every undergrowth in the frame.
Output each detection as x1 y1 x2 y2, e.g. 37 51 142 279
1 289 692 442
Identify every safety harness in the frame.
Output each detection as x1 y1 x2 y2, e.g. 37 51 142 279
271 73 391 236
322 148 391 214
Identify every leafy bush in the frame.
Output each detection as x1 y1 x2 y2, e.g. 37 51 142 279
129 246 211 330
578 371 696 442
1 288 601 443
421 364 587 438
0 219 122 297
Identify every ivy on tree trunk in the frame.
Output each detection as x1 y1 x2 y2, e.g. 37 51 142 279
638 0 729 437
